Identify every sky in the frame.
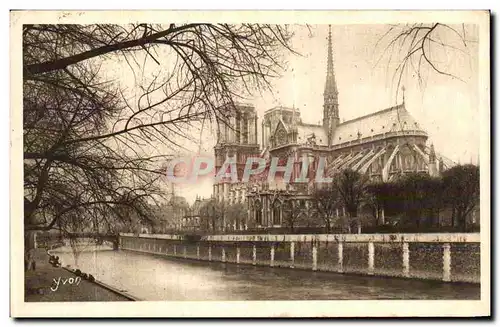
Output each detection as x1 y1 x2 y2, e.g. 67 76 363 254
113 24 481 204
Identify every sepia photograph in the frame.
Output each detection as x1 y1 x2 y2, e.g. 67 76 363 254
10 10 490 317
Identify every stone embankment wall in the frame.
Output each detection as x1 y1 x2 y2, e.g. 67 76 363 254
119 233 480 284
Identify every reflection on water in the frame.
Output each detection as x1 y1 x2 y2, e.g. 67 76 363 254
54 249 480 301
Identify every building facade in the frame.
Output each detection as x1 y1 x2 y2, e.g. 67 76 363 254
215 26 454 231
213 102 260 206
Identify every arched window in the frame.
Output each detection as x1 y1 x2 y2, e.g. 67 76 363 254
255 200 263 226
276 128 287 146
272 200 282 226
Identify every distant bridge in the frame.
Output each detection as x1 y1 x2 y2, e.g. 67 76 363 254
69 233 120 249
39 232 120 250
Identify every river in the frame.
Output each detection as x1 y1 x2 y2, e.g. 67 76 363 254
53 247 480 301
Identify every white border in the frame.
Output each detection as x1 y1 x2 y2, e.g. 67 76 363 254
9 10 491 318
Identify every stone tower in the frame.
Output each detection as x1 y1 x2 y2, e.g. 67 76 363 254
213 103 260 205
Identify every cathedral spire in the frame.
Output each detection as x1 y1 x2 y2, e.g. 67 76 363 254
324 25 338 95
323 24 340 146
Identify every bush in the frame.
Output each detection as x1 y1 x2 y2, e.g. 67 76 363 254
183 234 203 243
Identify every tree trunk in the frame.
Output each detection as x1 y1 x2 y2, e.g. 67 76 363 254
24 230 37 271
458 210 467 232
349 218 357 234
325 219 331 234
380 207 385 225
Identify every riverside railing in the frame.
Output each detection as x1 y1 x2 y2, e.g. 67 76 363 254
119 233 480 283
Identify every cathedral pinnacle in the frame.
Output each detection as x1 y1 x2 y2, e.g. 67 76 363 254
324 25 338 96
429 144 436 163
323 24 340 146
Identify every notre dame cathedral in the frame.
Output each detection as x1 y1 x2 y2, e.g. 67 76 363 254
212 26 452 231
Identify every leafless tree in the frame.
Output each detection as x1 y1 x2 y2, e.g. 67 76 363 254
312 183 340 233
337 169 368 233
442 164 480 231
226 202 247 231
199 198 226 233
23 23 296 247
375 23 477 99
58 213 95 267
282 198 303 233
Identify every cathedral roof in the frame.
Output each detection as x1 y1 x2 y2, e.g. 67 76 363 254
331 104 427 145
264 106 299 114
275 117 290 133
296 124 328 145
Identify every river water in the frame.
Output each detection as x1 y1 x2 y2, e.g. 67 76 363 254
53 248 480 301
